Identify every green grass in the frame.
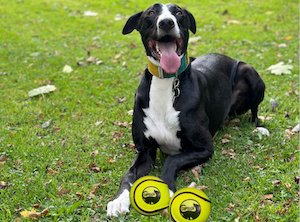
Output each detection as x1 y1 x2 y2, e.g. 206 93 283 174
0 0 298 221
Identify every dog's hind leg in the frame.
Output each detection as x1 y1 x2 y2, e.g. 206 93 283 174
107 147 157 217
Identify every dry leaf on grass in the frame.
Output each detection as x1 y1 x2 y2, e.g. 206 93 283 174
0 154 8 166
28 85 56 97
254 127 270 136
89 183 101 199
88 163 101 173
47 167 58 175
263 194 273 200
62 64 73 74
221 149 236 159
0 181 8 189
113 121 129 128
191 165 202 180
83 11 98 17
267 61 293 75
225 203 235 212
90 150 99 157
20 208 49 220
57 187 70 196
272 180 282 186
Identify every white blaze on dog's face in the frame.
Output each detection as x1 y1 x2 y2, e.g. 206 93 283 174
156 4 181 39
122 3 196 74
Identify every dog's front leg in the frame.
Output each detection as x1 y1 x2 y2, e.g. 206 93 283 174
107 147 157 217
161 149 213 192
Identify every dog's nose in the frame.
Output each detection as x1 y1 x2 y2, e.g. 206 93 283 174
159 19 175 32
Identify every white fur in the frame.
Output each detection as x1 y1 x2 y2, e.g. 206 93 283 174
143 77 181 155
157 4 181 38
107 189 130 217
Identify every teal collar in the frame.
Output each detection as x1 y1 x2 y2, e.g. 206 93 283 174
147 53 190 79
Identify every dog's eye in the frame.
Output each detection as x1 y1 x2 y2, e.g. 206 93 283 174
147 10 155 16
176 11 183 16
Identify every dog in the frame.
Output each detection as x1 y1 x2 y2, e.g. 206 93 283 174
107 3 265 217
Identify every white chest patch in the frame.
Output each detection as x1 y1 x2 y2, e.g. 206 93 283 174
143 77 181 155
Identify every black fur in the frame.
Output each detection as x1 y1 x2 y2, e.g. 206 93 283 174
108 3 265 215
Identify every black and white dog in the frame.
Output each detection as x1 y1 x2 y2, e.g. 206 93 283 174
107 3 265 217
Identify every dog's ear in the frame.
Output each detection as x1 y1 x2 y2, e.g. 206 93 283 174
122 12 143 35
185 10 196 34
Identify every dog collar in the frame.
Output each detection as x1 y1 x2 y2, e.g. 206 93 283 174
147 53 190 79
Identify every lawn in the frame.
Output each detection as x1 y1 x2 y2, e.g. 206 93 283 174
0 0 299 221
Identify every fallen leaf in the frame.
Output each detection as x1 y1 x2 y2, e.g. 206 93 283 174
227 19 241 25
88 163 101 173
112 132 124 140
62 64 73 74
272 180 282 186
258 115 272 121
127 110 134 116
0 181 8 189
197 185 209 190
20 208 49 220
225 203 235 212
90 150 99 157
76 192 84 200
234 217 240 222
95 120 103 126
89 183 101 199
221 149 236 159
114 53 123 60
57 187 70 196
243 177 251 182
191 165 202 180
285 182 291 189
263 194 273 200
221 138 230 144
28 85 56 97
116 96 126 103
113 121 129 128
285 129 295 139
47 167 58 175
108 157 117 164
42 119 52 129
83 11 98 17
253 165 263 170
267 61 293 75
114 14 122 21
0 154 8 166
278 43 287 48
254 127 270 136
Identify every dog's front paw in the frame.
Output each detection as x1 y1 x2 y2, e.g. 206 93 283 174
107 189 130 217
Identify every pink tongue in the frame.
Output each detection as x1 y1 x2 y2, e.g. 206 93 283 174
158 42 180 74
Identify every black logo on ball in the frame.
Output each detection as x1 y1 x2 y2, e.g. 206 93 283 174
180 199 201 220
142 186 161 204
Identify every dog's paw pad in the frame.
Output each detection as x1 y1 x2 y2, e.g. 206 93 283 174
107 189 130 217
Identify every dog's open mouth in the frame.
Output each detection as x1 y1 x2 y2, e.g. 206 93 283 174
148 37 183 74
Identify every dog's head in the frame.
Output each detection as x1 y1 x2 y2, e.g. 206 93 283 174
122 3 196 74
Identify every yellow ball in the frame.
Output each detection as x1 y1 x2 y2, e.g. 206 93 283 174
130 176 170 216
169 188 211 222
